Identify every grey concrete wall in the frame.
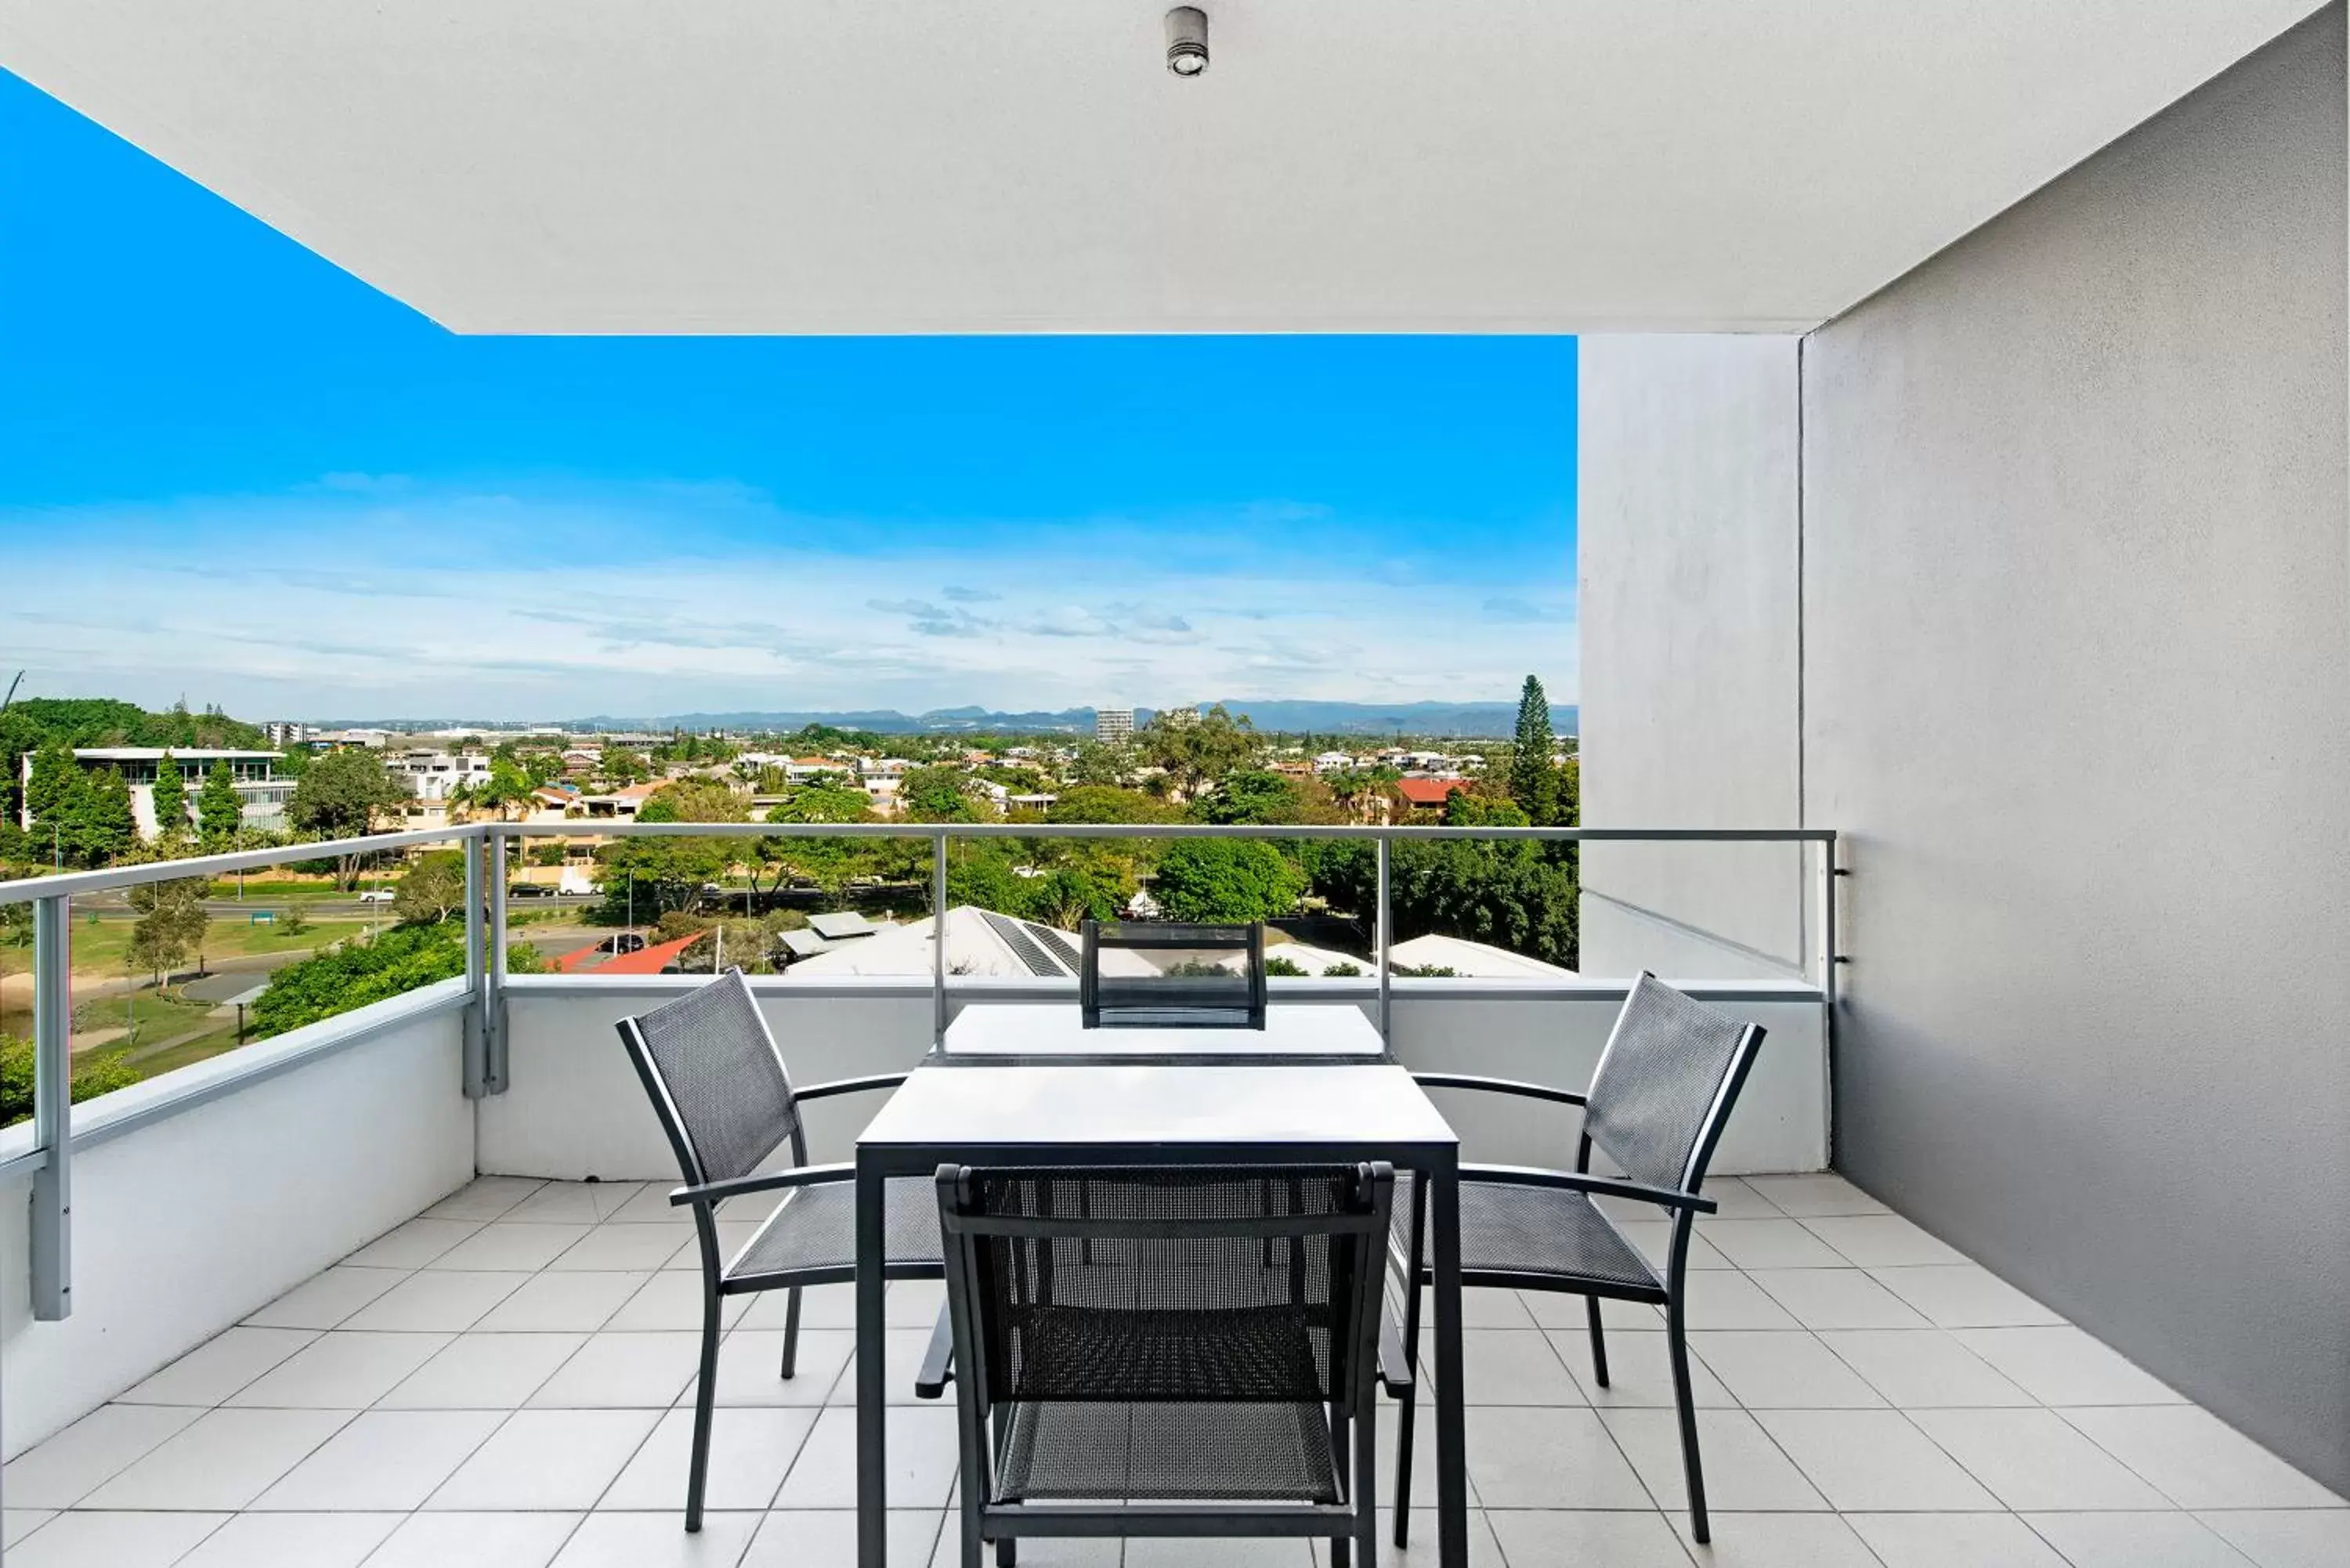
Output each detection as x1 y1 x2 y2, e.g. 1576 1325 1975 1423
1577 335 1811 981
1804 5 2350 1494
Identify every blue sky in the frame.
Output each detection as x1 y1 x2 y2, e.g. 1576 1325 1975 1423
0 68 1576 721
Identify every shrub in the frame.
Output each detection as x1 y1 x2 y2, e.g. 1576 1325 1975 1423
0 1035 141 1125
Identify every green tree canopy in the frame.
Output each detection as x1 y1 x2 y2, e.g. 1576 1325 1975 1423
1046 786 1180 826
394 851 468 926
1509 675 1562 825
287 749 410 887
635 776 748 825
757 786 876 897
1139 704 1259 800
898 766 985 823
149 752 189 834
126 877 210 987
1195 769 1303 826
1148 838 1306 923
197 761 244 847
1065 740 1130 788
250 922 544 1039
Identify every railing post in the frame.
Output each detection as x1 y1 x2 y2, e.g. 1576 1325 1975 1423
931 832 949 1046
1376 834 1393 1046
485 826 509 1095
31 894 73 1320
461 832 489 1099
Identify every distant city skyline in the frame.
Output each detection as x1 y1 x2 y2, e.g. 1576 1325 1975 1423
0 69 1577 721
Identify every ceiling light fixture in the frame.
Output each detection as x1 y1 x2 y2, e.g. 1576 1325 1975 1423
1165 7 1208 76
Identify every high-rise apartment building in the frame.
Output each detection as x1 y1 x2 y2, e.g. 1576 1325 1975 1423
1093 707 1133 745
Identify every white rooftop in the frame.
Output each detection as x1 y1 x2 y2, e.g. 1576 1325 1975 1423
1390 932 1575 979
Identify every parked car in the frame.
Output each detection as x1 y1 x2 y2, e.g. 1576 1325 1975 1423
509 883 555 898
356 889 395 904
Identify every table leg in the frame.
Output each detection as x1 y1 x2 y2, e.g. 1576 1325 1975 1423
857 1154 888 1567
1430 1158 1469 1568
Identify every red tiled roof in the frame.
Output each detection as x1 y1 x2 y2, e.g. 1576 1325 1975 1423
1395 777 1471 807
551 931 702 974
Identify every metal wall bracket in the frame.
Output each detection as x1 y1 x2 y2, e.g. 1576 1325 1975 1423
31 895 73 1320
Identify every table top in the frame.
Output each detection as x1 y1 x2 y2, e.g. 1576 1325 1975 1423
940 1002 1385 1058
858 1061 1457 1153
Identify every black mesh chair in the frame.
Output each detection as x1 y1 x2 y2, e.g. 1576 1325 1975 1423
921 1164 1407 1568
1390 974 1765 1545
617 967 943 1531
1079 919 1267 1028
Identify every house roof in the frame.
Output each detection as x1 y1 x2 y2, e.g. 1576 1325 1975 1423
1390 933 1574 979
1395 777 1471 807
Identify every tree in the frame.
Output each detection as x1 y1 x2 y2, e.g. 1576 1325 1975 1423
2 1035 139 1126
1307 832 1577 970
1148 839 1306 923
394 850 468 926
126 877 210 988
23 740 75 831
149 752 188 834
898 766 985 823
1509 676 1562 825
757 786 873 898
1046 786 1180 826
287 749 409 887
1195 769 1303 826
598 777 747 922
64 768 138 867
474 757 534 819
249 921 545 1039
197 761 244 847
1138 704 1259 800
637 777 748 826
1066 740 1129 788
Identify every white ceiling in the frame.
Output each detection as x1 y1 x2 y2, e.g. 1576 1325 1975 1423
0 1 2324 334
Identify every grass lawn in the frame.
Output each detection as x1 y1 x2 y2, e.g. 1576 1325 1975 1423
61 912 371 977
70 988 217 1043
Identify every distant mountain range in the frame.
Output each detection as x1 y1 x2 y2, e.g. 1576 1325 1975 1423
555 700 1576 739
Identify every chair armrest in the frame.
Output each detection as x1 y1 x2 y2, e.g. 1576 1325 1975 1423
670 1162 854 1207
1410 1073 1587 1107
793 1072 910 1103
1462 1163 1718 1215
1378 1310 1415 1397
913 1302 955 1399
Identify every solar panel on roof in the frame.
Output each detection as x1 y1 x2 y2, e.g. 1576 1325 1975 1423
981 911 1067 977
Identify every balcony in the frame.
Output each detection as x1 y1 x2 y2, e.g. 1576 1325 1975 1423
0 825 2341 1567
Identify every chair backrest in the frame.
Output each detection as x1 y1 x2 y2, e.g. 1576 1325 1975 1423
1580 973 1766 1194
937 1164 1390 1413
616 966 801 1188
1079 919 1267 1029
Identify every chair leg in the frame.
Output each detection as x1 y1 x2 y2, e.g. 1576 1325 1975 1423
779 1284 802 1378
686 1277 721 1532
1330 1406 1352 1568
1666 1293 1709 1545
994 1539 1016 1566
1354 1390 1379 1568
1585 1294 1611 1388
1391 1383 1416 1547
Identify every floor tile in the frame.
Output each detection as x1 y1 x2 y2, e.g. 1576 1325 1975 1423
342 1270 530 1332
610 1183 690 1223
1692 1177 1788 1219
1614 1219 1736 1270
380 1331 586 1408
773 1406 963 1509
2195 1508 2350 1568
602 1406 821 1512
1599 1406 1829 1511
253 1407 504 1510
1451 1329 1585 1406
1753 1410 1998 1511
885 1277 948 1328
1848 1512 2071 1567
427 1407 662 1509
1547 1328 1737 1409
507 1180 648 1224
242 1265 408 1329
364 1510 583 1568
556 1221 696 1270
1689 1331 1886 1408
1742 1174 1889 1219
732 1281 855 1329
531 1331 705 1407
602 1269 747 1335
0 1403 204 1508
556 1509 761 1566
1418 1285 1538 1328
1459 1405 1651 1508
430 1222 595 1271
1342 1509 1507 1568
1867 1264 2064 1328
1377 1376 1480 1512
2063 1406 2346 1508
1908 1407 2168 1510
81 1406 351 1509
1702 1219 1849 1270
1519 1288 1663 1331
173 1510 403 1567
118 1326 320 1406
830 1328 972 1407
739 1509 944 1568
1817 1330 2034 1408
1802 1215 1965 1268
1672 1270 1804 1331
425 1175 548 1221
472 1270 647 1332
345 1216 483 1269
667 1219 763 1270
3 1510 56 1546
713 1328 853 1405
2021 1511 2259 1567
5 1510 226 1568
1668 1511 1882 1566
1746 1268 1928 1330
1483 1508 1693 1567
226 1330 451 1407
1129 1537 1313 1565
1953 1326 2181 1405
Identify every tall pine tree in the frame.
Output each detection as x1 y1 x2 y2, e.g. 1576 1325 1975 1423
197 761 244 847
1508 675 1560 825
150 752 189 835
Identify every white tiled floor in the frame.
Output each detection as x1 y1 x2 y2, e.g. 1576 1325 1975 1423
5 1173 2344 1567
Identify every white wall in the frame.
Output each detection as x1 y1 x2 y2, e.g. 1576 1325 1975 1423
0 984 473 1457
1576 334 1812 982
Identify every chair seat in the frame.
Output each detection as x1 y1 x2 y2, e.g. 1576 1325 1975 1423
724 1174 942 1288
994 1400 1340 1504
1453 1178 1663 1295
